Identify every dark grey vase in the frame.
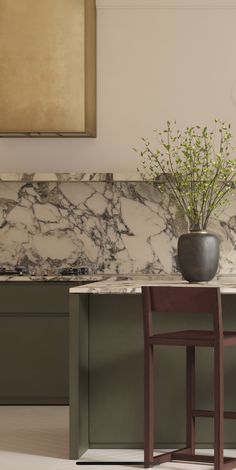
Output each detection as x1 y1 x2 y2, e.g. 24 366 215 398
177 231 220 282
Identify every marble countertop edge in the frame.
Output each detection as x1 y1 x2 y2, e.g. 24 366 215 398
0 274 236 291
69 275 236 294
0 274 108 282
0 172 143 182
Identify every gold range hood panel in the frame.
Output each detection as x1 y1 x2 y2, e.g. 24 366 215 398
0 0 96 137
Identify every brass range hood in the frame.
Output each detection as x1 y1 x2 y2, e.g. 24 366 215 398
0 0 96 137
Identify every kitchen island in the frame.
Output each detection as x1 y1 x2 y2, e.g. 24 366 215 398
69 275 236 459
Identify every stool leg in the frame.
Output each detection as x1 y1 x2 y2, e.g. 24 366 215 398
214 344 224 470
144 343 154 468
186 346 195 453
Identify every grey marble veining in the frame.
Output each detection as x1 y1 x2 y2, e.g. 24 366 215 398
0 180 235 276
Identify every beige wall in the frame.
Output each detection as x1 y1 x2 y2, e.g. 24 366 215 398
0 0 236 172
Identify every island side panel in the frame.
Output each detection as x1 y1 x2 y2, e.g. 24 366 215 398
89 293 145 448
88 293 236 449
69 293 89 459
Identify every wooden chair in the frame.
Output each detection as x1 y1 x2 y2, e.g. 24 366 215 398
142 286 236 470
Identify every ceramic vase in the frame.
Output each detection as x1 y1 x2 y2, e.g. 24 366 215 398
177 231 220 282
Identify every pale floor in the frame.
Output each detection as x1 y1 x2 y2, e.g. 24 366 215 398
0 406 235 470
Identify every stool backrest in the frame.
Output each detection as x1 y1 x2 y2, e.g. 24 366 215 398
142 286 222 338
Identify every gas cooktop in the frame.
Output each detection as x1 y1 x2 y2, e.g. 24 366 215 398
0 266 29 276
58 267 89 276
0 266 90 276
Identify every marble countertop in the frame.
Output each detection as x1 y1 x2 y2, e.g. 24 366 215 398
69 274 236 295
0 274 108 282
2 273 236 293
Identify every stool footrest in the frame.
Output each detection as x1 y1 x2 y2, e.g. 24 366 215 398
153 447 191 465
151 450 236 469
174 453 234 463
193 409 236 419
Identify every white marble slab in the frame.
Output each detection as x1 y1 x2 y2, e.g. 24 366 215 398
0 180 235 277
69 275 236 295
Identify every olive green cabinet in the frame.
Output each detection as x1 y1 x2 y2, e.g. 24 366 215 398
0 283 76 404
1 284 236 448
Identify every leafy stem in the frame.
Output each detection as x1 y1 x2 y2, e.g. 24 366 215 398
136 121 236 231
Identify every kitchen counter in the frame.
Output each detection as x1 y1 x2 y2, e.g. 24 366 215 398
69 274 236 295
2 273 236 287
1 272 236 285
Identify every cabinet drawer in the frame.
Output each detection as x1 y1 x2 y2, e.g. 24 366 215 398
0 282 75 314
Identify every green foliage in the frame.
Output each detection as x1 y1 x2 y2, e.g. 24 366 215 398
134 120 236 231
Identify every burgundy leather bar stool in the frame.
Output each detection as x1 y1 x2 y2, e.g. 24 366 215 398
142 286 236 470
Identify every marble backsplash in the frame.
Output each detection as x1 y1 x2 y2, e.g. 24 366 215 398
0 180 236 275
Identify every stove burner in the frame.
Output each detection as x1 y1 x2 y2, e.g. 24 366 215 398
59 267 89 276
0 266 29 276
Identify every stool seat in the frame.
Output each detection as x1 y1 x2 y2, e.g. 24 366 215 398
150 330 236 347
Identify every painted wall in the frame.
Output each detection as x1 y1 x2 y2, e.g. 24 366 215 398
0 0 236 172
